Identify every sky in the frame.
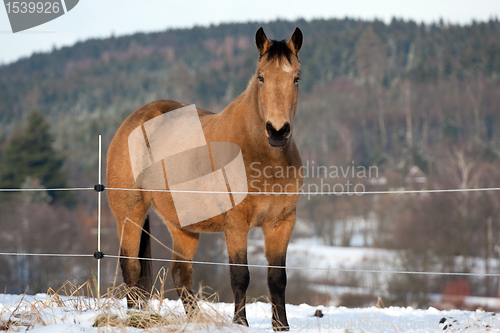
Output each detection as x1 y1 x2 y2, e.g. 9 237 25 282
1 0 500 65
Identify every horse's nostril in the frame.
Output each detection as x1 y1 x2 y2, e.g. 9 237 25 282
266 122 291 138
280 123 291 137
266 122 274 137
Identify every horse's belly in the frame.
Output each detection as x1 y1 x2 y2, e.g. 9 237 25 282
182 214 226 232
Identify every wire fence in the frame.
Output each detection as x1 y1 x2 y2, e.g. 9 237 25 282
2 251 500 277
2 135 500 296
2 186 500 195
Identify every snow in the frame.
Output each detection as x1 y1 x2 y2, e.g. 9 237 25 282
1 293 499 332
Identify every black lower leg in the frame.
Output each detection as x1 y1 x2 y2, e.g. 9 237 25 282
178 287 198 317
137 215 152 292
121 215 153 308
230 253 250 326
268 262 289 331
172 263 199 317
120 255 147 308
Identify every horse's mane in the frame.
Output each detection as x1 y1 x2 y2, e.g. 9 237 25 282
264 39 294 63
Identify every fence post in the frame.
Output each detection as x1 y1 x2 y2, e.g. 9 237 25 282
97 134 102 299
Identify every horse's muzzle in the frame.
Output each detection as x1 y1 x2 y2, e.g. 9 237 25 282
266 122 291 148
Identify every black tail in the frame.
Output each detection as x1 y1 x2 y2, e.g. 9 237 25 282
137 214 153 291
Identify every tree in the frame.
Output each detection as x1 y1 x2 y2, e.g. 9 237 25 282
0 111 74 205
354 26 389 150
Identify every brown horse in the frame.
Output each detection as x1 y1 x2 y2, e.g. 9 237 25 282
107 27 303 331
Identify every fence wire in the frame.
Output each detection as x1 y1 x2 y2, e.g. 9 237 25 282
0 187 93 192
1 186 500 195
0 252 92 258
1 252 499 277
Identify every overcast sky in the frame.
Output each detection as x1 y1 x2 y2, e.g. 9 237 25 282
1 0 499 65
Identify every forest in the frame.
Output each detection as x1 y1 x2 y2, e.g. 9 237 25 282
1 17 500 308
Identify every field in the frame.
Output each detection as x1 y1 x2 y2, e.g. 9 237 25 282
1 291 498 332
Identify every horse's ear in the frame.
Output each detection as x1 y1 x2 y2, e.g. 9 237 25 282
255 27 271 56
287 27 303 54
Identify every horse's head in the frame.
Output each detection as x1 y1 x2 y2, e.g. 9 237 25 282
255 27 302 148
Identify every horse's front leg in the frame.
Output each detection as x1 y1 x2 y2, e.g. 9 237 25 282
224 224 250 326
262 211 296 331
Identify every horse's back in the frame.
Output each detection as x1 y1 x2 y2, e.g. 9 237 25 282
107 99 213 194
117 100 213 130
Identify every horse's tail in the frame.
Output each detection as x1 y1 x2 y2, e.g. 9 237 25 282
138 214 153 290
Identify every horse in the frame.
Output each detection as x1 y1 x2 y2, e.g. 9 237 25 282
106 27 303 331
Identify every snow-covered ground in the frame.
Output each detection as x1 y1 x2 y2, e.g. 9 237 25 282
1 293 499 332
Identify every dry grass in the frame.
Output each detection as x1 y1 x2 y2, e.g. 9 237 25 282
0 269 242 332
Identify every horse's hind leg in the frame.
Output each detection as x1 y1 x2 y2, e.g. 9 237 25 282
111 196 152 308
126 215 152 304
167 225 200 317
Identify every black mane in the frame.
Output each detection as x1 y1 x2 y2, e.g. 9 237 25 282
264 39 294 63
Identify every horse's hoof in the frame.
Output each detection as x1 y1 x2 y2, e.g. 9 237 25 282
272 320 290 331
233 316 249 327
273 325 290 331
186 305 201 320
126 297 150 310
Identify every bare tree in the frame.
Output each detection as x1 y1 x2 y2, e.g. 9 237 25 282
403 80 413 163
466 76 484 141
354 26 388 150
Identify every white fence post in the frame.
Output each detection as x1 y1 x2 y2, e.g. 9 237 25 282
97 134 102 299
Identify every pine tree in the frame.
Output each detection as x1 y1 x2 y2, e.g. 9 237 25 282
0 111 74 205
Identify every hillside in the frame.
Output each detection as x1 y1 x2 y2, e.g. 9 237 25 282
1 18 500 173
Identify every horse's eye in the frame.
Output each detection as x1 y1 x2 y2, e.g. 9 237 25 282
257 75 264 83
294 76 301 84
